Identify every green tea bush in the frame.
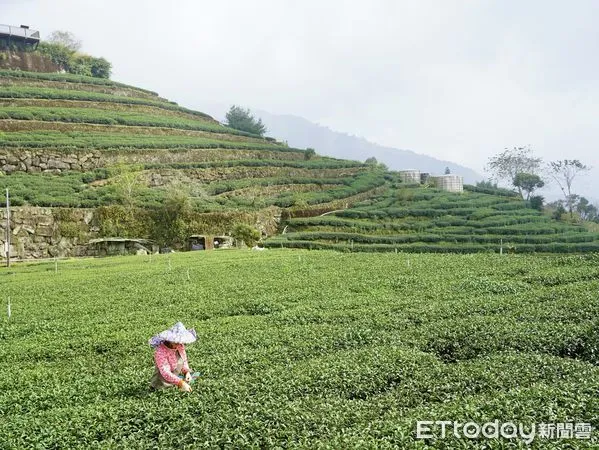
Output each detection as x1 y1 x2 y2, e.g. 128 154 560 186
1 252 598 447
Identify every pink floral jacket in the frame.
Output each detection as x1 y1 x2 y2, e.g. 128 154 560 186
154 343 191 385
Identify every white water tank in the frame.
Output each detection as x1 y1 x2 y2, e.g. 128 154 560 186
435 174 463 193
399 170 421 184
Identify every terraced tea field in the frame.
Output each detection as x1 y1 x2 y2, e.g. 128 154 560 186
1 250 597 448
269 185 599 253
0 70 385 216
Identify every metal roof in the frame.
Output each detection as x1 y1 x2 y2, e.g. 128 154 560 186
87 238 152 245
0 24 40 41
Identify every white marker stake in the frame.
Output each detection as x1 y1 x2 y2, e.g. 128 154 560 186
55 257 58 273
186 269 190 281
7 298 11 319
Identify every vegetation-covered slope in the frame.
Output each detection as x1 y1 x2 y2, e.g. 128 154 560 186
1 69 598 253
0 70 384 242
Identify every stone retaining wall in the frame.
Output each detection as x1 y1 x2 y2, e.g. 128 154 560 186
0 149 102 174
0 207 96 259
0 206 280 260
0 148 305 174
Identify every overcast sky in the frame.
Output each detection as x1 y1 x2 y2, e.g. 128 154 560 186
4 0 598 198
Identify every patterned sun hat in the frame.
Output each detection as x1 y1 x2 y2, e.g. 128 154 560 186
149 322 197 348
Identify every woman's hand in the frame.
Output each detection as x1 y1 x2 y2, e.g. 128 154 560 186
179 381 192 393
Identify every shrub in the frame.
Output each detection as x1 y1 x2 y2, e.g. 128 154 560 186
36 41 112 79
529 195 544 211
231 223 260 247
552 203 566 220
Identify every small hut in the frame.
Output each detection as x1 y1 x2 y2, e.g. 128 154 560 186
188 235 233 251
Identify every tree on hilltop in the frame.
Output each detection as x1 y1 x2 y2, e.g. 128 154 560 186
513 172 544 200
47 30 81 51
225 106 267 136
548 159 591 217
38 30 112 79
486 146 543 198
576 197 599 222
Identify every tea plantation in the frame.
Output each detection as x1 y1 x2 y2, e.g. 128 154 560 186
3 69 599 255
268 185 599 253
1 250 598 448
0 69 381 215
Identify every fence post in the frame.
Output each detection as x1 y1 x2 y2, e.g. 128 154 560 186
5 188 10 268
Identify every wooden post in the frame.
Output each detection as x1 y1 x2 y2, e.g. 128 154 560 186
5 188 10 268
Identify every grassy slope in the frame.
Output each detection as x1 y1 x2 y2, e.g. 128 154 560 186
0 250 598 448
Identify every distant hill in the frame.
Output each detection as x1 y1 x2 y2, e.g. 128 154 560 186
257 110 483 184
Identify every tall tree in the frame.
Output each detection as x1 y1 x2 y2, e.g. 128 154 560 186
486 146 543 197
225 106 267 136
110 161 144 207
548 159 590 217
47 30 82 51
513 172 544 200
575 197 595 221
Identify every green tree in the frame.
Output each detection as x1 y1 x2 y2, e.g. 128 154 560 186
70 54 112 78
225 106 267 136
486 146 543 195
529 195 544 211
576 197 599 222
444 166 451 174
548 159 591 217
513 172 544 200
89 57 111 78
552 202 567 221
37 40 112 79
37 41 73 68
231 223 260 247
110 161 144 207
476 180 498 189
304 148 316 160
365 157 378 166
151 186 193 247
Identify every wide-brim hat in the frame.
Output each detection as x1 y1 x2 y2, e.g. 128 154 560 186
149 322 197 348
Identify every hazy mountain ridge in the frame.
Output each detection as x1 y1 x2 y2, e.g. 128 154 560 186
255 110 483 184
